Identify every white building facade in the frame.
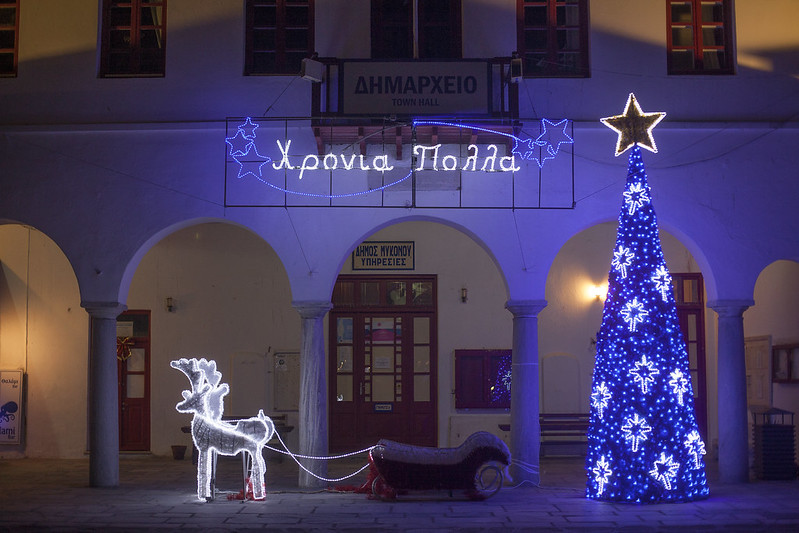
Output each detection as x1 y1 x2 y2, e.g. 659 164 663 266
1 0 798 489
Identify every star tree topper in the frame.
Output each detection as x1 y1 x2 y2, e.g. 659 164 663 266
601 93 666 156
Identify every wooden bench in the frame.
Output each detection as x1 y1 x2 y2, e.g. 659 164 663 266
499 413 590 456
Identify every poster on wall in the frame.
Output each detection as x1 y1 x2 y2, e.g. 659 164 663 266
274 352 300 411
0 370 23 444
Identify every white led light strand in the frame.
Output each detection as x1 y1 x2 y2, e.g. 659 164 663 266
629 355 660 394
668 368 689 406
269 430 374 483
591 382 612 419
172 358 275 501
621 413 652 452
651 265 672 302
612 245 635 279
649 453 680 490
623 182 650 215
683 431 707 469
592 455 613 495
225 117 574 199
620 298 649 332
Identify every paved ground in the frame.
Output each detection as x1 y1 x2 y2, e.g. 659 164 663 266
2 453 799 532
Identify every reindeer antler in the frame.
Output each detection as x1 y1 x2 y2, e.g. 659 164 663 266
197 358 223 388
171 358 204 391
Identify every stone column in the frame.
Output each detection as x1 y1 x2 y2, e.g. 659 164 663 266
293 300 332 488
505 299 547 484
82 301 126 488
708 299 753 483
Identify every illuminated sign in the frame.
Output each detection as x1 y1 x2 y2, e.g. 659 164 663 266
224 117 575 208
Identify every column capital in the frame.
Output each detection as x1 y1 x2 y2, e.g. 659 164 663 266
292 300 332 319
81 301 126 319
505 299 547 318
707 299 754 317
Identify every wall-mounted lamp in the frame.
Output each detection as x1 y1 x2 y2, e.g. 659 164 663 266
461 288 468 303
166 297 175 313
590 283 608 302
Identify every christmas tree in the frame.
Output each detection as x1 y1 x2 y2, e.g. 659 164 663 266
585 94 709 503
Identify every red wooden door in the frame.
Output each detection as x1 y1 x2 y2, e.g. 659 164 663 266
329 276 437 451
116 310 151 451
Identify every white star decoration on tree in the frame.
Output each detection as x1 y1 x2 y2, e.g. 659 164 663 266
649 453 680 490
621 413 652 452
592 455 613 495
630 355 660 394
684 431 706 469
623 182 650 215
600 93 666 156
651 265 672 302
612 245 635 279
621 298 649 332
669 368 689 406
591 382 612 419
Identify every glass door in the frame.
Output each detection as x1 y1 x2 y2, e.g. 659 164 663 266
329 276 436 451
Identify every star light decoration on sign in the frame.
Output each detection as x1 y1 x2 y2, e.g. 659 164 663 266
600 93 666 157
225 117 272 180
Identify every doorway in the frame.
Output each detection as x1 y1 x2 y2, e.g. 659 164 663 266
116 310 151 451
329 275 437 451
672 273 707 439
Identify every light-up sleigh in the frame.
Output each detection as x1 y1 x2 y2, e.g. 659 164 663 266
368 431 510 500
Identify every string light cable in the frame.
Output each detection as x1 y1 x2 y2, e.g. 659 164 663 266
265 429 376 483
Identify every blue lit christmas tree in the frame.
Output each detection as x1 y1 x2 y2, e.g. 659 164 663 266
585 94 709 503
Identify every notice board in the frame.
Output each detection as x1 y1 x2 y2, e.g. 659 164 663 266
0 370 23 444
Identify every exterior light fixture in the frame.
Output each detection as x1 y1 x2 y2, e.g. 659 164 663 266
461 288 468 303
591 284 608 302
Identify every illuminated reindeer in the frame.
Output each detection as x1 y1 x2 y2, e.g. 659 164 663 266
171 358 275 501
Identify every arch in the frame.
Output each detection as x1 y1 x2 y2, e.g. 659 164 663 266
119 216 293 304
123 220 297 456
747 259 799 345
745 259 799 458
542 221 710 414
331 213 512 299
0 223 88 458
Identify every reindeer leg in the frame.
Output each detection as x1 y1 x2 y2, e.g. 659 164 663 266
198 448 213 501
250 448 266 500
